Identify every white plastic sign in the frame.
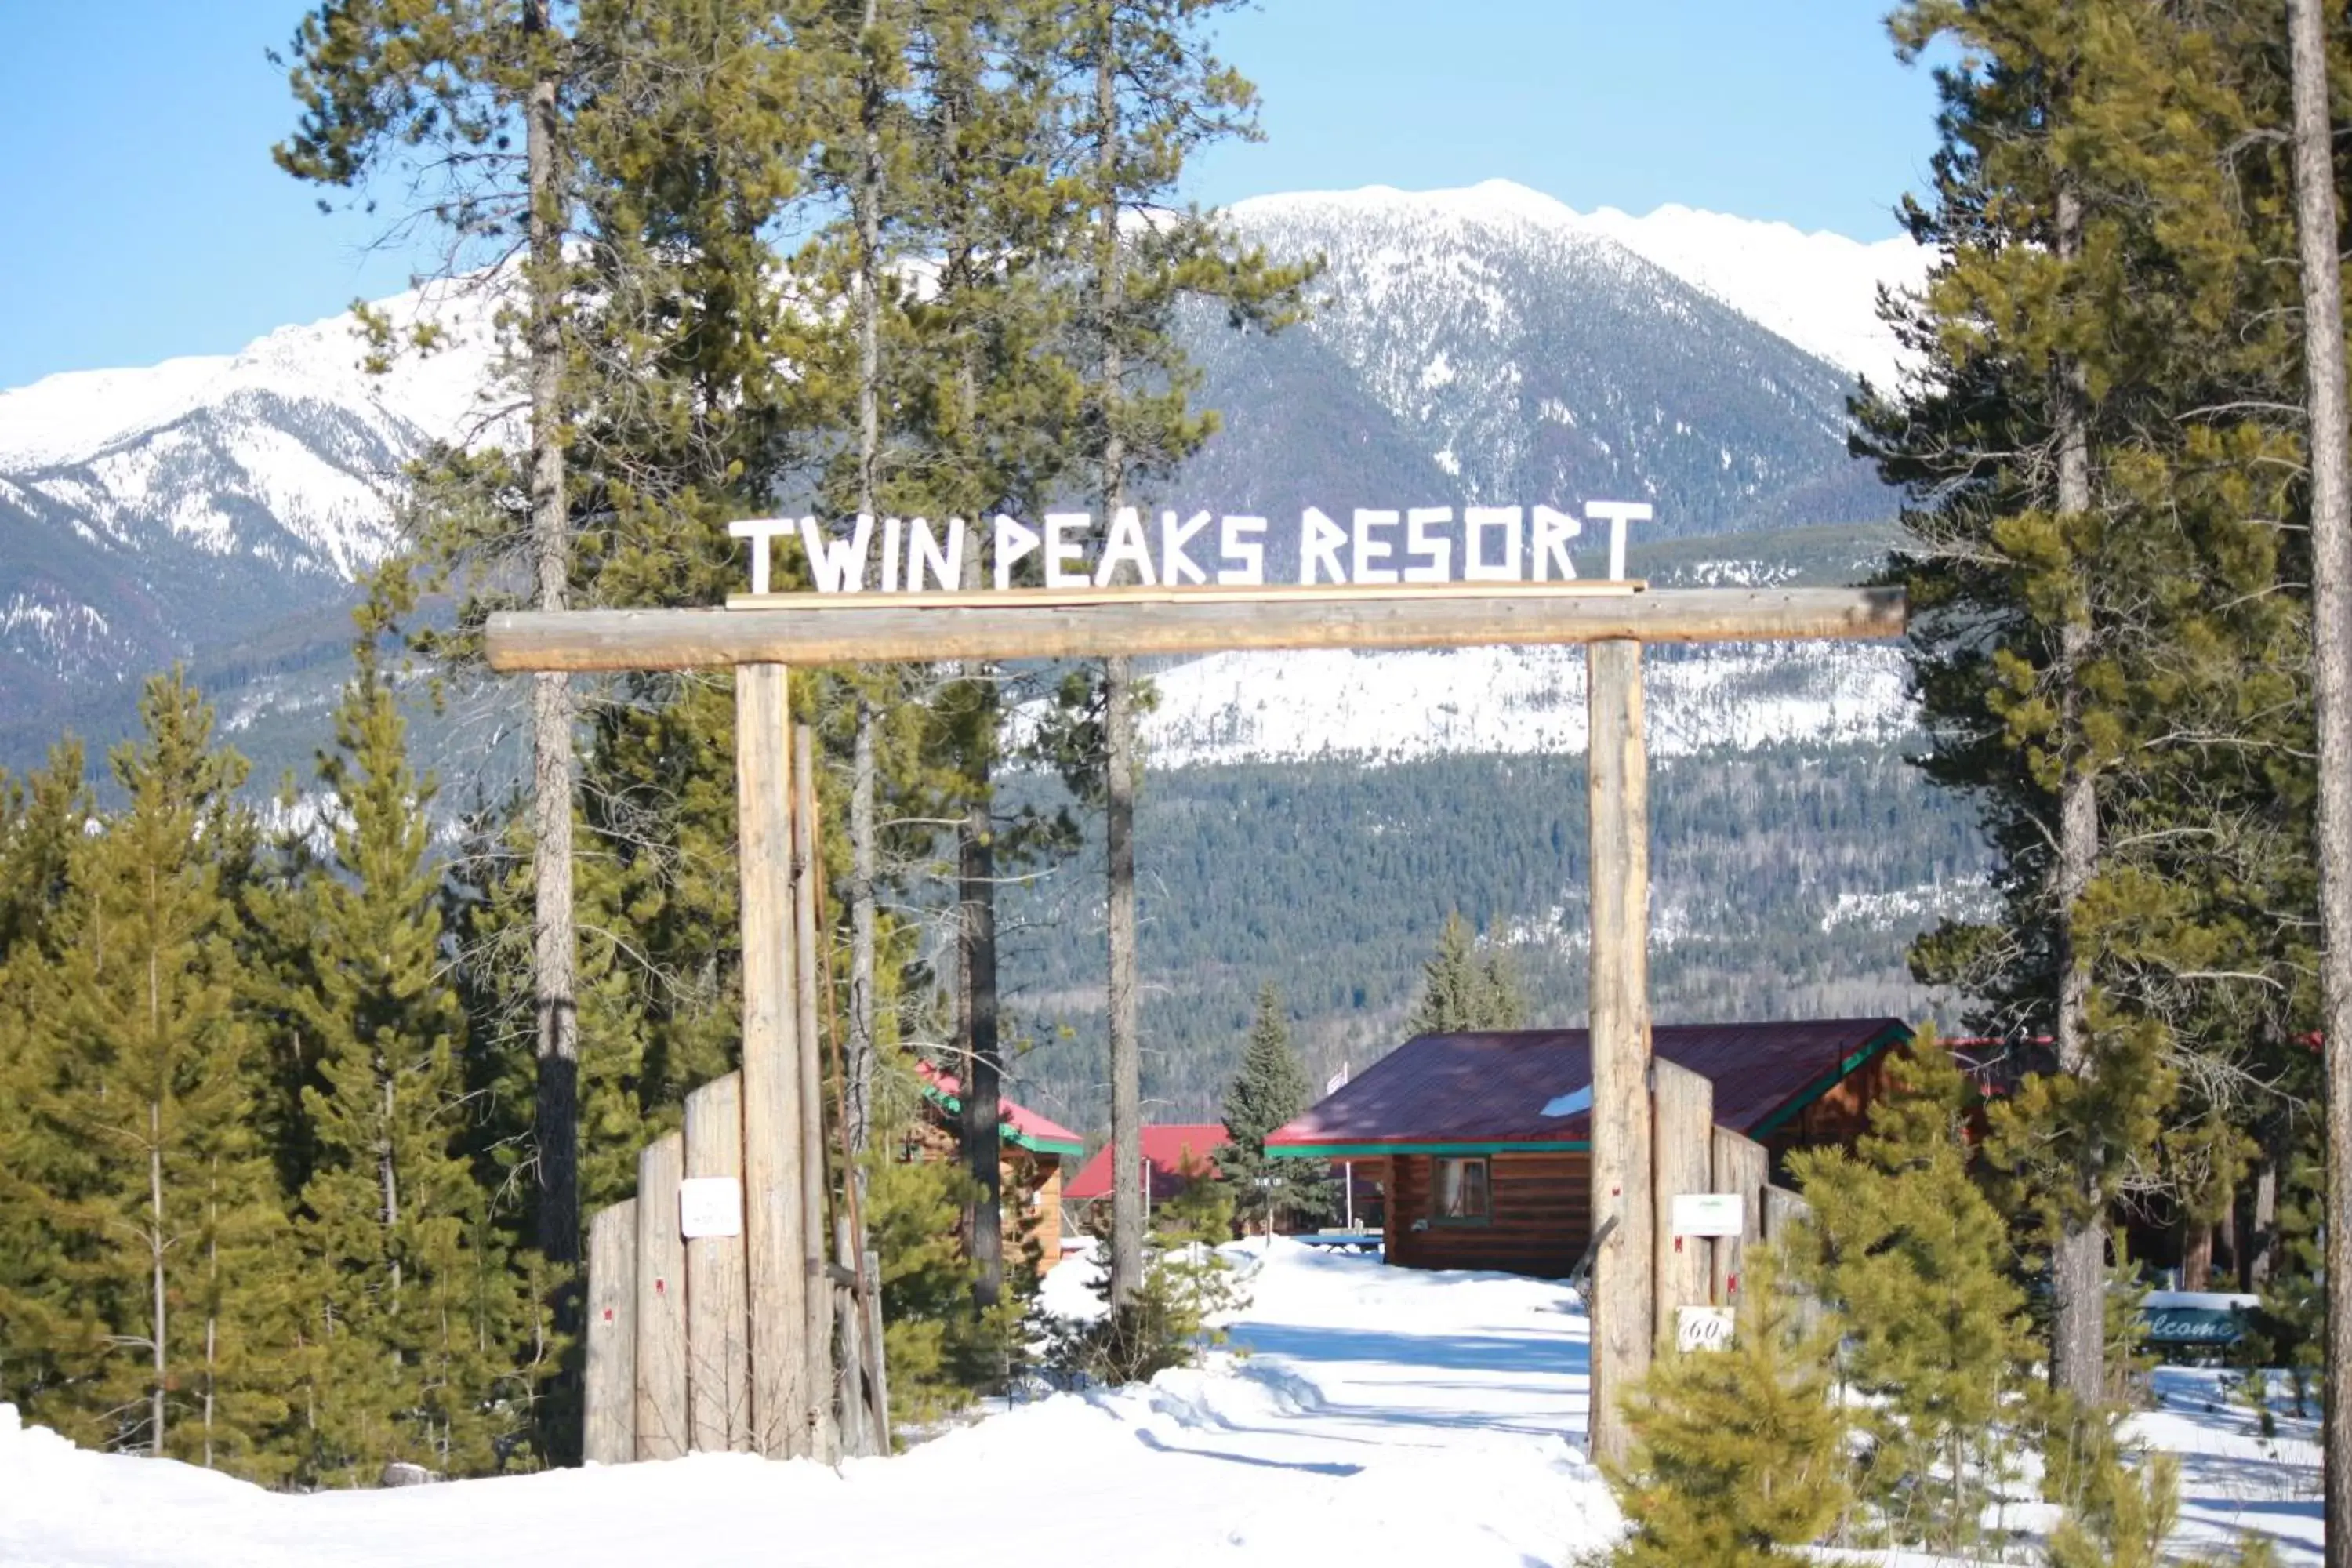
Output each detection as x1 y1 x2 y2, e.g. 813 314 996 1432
1671 1192 1744 1238
678 1177 743 1240
1677 1305 1736 1353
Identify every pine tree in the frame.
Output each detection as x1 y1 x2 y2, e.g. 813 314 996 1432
0 746 93 1417
1784 1030 2036 1552
1605 1250 1849 1568
1052 0 1314 1306
21 674 297 1474
268 583 530 1481
1218 984 1329 1236
1405 911 1526 1036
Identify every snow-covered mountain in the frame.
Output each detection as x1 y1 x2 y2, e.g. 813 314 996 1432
0 181 1926 768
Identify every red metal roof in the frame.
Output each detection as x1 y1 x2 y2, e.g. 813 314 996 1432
1265 1018 1911 1156
916 1062 1086 1156
1064 1123 1232 1201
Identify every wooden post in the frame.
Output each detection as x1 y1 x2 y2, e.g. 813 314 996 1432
736 663 810 1458
583 1200 638 1465
634 1131 688 1461
1586 637 1652 1468
791 724 836 1460
833 1215 869 1458
1762 1184 1810 1242
1650 1058 1714 1342
684 1073 750 1453
1710 1128 1769 1307
862 1247 891 1452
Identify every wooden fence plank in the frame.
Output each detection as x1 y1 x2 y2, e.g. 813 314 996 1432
483 587 1907 673
634 1133 689 1461
684 1073 750 1454
583 1200 637 1466
736 664 810 1458
1651 1057 1715 1336
1762 1184 1811 1242
791 723 836 1460
1585 637 1652 1468
1710 1128 1769 1307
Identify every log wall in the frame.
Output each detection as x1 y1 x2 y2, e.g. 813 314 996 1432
1385 1152 1594 1278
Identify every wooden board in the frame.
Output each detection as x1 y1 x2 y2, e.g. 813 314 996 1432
634 1132 688 1461
1762 1183 1811 1242
790 723 835 1460
583 1200 638 1466
1710 1128 1769 1307
1650 1058 1715 1336
684 1074 750 1454
1584 637 1652 1469
726 580 1646 610
484 587 1906 672
735 664 810 1458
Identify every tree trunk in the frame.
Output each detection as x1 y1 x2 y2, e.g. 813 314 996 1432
842 0 884 1178
849 699 877 1162
2285 2 2352 1554
2248 1154 2278 1291
2049 176 2105 1405
960 790 1003 1309
523 0 579 1275
1094 13 1144 1308
149 1098 165 1458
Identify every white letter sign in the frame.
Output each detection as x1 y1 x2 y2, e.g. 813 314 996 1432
1675 1305 1736 1353
679 1176 743 1240
1671 1192 1745 1238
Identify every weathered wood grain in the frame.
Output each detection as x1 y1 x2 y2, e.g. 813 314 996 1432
484 586 1906 671
1650 1058 1715 1336
1710 1128 1769 1308
1586 637 1652 1469
736 665 809 1458
633 1133 688 1461
683 1073 750 1454
583 1200 637 1466
790 723 835 1460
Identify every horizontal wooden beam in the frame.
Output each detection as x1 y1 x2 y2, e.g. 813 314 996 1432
484 585 1905 671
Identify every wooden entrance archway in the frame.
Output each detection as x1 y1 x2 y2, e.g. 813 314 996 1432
485 581 1905 1466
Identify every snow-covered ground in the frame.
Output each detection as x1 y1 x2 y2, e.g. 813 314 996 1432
0 1243 2324 1567
0 1243 1614 1568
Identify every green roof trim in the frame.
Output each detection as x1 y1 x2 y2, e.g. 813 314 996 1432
1268 1139 1589 1159
921 1083 1084 1157
1745 1021 1914 1142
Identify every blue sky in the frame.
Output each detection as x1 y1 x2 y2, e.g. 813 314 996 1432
0 2 1940 389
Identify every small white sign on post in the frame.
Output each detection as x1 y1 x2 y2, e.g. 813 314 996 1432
678 1176 743 1240
1671 1192 1744 1239
1676 1305 1736 1353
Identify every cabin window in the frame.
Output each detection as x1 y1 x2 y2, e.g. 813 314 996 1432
1432 1156 1491 1225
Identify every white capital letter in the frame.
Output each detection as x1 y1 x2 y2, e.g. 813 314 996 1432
1299 508 1348 585
1044 512 1091 589
1161 510 1212 586
1094 506 1157 587
880 517 904 592
993 514 1040 590
1531 506 1580 580
1463 506 1524 582
1351 508 1399 584
799 515 874 593
1586 500 1652 582
1403 507 1453 583
906 517 964 591
728 517 796 596
1219 516 1266 584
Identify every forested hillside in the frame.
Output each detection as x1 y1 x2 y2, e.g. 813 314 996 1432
992 743 1984 1131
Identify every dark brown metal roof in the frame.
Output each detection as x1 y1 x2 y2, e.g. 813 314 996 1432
1265 1018 1912 1155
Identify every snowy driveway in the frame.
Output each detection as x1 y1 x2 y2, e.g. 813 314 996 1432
0 1243 1618 1568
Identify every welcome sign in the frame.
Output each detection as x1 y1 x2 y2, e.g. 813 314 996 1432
728 501 1654 597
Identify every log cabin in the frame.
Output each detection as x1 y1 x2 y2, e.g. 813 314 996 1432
1264 1018 1911 1279
907 1062 1084 1279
